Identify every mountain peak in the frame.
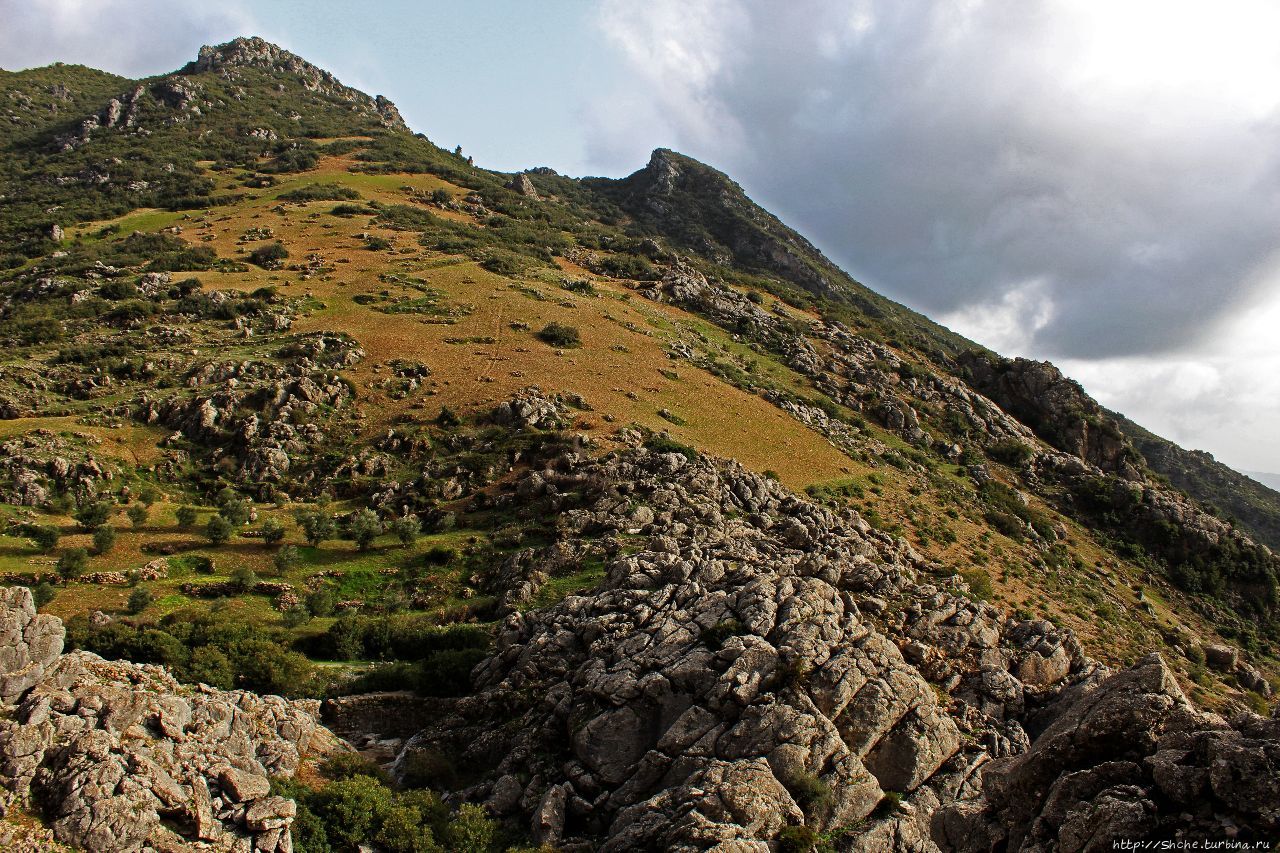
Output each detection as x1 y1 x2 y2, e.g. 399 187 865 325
180 36 406 130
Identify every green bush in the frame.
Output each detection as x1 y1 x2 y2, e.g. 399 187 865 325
535 322 581 348
261 518 286 545
27 525 60 552
32 582 57 608
175 505 198 527
278 183 360 202
57 548 88 580
92 525 116 555
73 500 113 531
127 587 154 615
206 515 233 545
348 508 383 551
249 241 290 269
778 825 819 853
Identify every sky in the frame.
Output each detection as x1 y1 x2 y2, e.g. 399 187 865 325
3 0 1279 473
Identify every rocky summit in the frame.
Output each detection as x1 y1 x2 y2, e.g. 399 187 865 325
0 35 1278 852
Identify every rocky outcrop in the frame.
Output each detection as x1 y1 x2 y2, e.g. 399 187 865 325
0 586 339 852
937 654 1280 849
389 448 1278 850
506 173 540 199
184 37 407 130
961 353 1140 477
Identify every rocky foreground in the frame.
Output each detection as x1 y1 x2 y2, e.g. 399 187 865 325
2 448 1278 852
407 446 1279 851
0 586 338 852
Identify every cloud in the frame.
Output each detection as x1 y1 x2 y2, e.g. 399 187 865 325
0 0 255 78
588 0 1280 361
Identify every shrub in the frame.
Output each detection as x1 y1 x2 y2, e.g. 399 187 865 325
278 183 360 202
443 803 494 853
249 241 290 269
206 515 233 546
349 508 383 551
274 544 300 574
536 322 581 348
219 498 251 526
230 566 259 593
390 515 420 547
778 825 819 853
127 504 149 529
92 525 117 555
700 619 744 650
306 588 337 617
988 439 1035 467
74 500 113 531
960 568 995 601
32 582 57 608
58 548 89 581
175 505 198 527
422 545 454 566
186 646 234 689
364 235 392 251
261 518 286 545
127 587 154 615
28 525 60 552
784 771 831 810
298 510 335 546
418 648 486 697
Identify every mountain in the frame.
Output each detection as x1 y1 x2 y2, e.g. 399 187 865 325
0 38 1276 852
1248 470 1280 493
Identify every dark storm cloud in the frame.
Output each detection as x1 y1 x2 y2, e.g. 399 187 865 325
592 0 1280 359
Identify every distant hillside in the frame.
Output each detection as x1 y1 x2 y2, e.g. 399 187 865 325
1247 471 1280 493
1115 413 1280 551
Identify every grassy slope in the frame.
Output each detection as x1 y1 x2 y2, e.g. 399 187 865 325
0 49 1273 712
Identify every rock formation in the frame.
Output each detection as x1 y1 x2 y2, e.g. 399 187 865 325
394 448 1279 850
0 587 339 852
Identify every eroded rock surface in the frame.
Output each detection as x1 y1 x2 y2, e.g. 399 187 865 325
0 587 338 852
396 449 1279 851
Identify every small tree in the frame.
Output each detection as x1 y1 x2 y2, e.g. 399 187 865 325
230 565 259 593
298 511 335 547
29 525 60 552
219 498 251 526
127 504 149 529
390 515 420 547
73 500 112 531
261 518 286 546
127 587 154 614
92 525 116 555
32 582 57 608
249 241 290 269
536 322 581 348
281 606 310 629
206 515 233 546
137 486 159 507
175 505 198 527
306 588 336 617
58 548 89 581
273 544 300 575
349 509 382 551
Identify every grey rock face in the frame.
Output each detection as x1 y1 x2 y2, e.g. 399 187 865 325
394 450 1094 850
392 448 1278 851
0 587 63 703
0 587 340 852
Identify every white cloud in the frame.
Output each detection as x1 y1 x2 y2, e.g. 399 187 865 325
0 0 255 78
588 0 1280 470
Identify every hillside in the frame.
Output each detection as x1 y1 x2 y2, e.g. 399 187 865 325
1115 412 1280 551
0 37 1277 852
